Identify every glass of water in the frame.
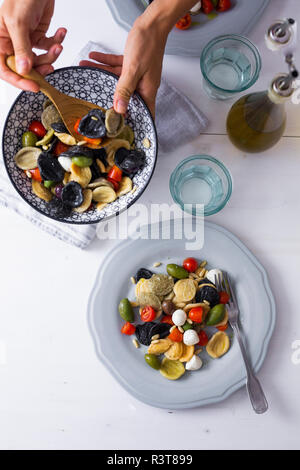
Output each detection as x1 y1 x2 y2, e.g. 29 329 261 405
200 34 261 100
169 155 232 217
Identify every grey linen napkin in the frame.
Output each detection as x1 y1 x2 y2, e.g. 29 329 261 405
0 41 208 249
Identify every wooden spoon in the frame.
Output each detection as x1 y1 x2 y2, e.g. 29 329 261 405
6 55 106 141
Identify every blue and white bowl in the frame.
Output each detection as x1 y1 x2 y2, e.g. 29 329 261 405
2 66 157 224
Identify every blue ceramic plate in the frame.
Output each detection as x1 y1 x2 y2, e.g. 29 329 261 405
88 220 276 409
106 0 270 57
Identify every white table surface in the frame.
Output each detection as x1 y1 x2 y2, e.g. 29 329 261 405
0 0 300 451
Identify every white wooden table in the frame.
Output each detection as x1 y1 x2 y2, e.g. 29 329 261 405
0 0 299 450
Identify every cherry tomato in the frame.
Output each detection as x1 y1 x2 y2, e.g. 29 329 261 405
121 322 136 335
183 257 198 273
188 307 203 323
197 330 209 347
107 177 120 192
219 291 230 304
108 165 123 183
74 118 81 134
202 0 215 14
26 168 42 182
168 327 183 343
217 324 228 331
141 306 156 322
175 13 192 30
160 316 174 326
217 0 231 12
54 142 70 157
28 120 46 138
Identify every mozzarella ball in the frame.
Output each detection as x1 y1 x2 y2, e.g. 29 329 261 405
58 156 72 172
172 309 187 327
186 355 203 371
206 269 223 285
183 329 199 346
190 2 202 13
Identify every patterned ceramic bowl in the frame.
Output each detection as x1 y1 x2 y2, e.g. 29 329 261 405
2 66 157 224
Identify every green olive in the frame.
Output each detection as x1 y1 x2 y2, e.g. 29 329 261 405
166 264 189 280
44 180 56 189
72 156 93 168
144 354 161 370
22 131 38 148
182 322 193 331
118 298 134 323
205 304 225 326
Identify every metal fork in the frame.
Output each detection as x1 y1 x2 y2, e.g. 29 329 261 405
215 272 268 414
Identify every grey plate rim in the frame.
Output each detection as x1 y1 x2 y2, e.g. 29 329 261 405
106 0 270 57
87 220 276 409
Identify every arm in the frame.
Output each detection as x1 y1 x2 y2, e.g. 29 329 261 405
0 0 66 91
80 0 197 116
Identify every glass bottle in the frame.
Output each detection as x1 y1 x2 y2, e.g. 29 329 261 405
226 71 297 153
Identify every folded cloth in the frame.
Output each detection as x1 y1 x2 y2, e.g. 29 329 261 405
0 41 208 249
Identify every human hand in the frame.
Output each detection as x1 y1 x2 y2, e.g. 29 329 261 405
80 18 168 117
0 0 66 91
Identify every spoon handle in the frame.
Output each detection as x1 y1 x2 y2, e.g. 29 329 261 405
6 55 61 102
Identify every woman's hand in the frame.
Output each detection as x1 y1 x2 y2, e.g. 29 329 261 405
0 0 66 91
80 17 168 117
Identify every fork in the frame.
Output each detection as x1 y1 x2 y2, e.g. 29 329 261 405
215 272 268 414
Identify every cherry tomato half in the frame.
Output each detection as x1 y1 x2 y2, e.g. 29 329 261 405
54 141 70 157
121 322 136 335
188 307 203 323
217 0 231 12
25 168 42 182
217 324 228 331
183 257 198 273
107 177 120 192
197 330 209 347
161 316 174 326
168 327 183 343
175 13 192 30
219 291 230 304
141 306 156 322
108 165 123 183
28 120 46 138
202 0 215 14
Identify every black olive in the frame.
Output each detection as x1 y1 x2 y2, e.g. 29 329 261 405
115 148 146 176
78 109 106 139
195 285 220 308
135 268 153 283
38 153 65 182
51 121 68 133
135 322 156 346
61 182 84 208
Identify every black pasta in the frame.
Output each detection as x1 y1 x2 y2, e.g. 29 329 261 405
115 148 146 176
135 322 156 346
135 268 154 283
51 121 68 133
148 322 171 340
61 182 84 208
37 152 65 182
195 285 220 308
48 197 72 219
59 145 107 163
77 109 106 139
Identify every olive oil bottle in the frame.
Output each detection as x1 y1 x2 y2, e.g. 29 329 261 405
226 74 295 153
227 18 298 153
